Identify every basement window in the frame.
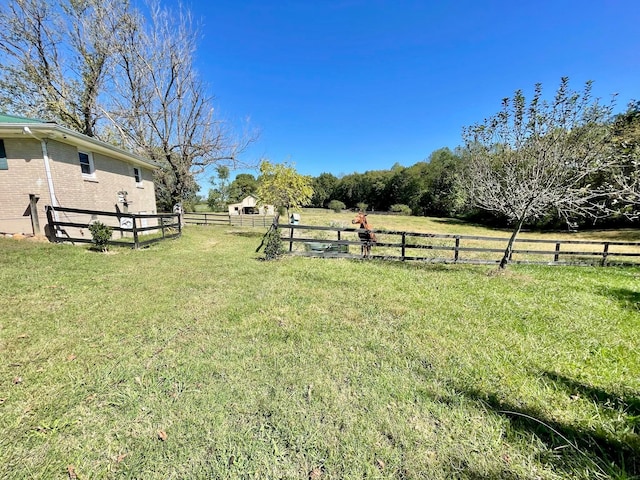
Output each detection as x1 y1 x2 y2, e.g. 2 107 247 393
0 139 7 170
79 151 95 178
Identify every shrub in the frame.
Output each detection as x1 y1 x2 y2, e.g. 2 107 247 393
88 221 113 252
327 200 346 213
390 204 412 216
263 226 284 260
357 202 368 212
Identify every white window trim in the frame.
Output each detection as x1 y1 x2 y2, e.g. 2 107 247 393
79 150 96 180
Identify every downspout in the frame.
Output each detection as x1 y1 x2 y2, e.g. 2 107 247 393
23 127 59 222
41 139 59 221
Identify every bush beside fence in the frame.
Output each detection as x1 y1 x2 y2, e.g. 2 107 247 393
46 206 181 249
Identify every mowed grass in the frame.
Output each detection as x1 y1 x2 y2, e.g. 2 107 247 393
0 218 639 479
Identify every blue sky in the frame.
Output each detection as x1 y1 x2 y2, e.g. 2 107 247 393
183 0 639 185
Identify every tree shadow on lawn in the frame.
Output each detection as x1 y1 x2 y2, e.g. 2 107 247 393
454 378 640 478
577 229 640 242
354 258 499 276
600 287 640 312
541 371 640 420
227 230 267 239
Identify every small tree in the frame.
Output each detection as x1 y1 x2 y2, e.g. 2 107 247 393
327 199 346 213
88 221 112 252
262 225 284 260
256 160 313 219
462 78 615 268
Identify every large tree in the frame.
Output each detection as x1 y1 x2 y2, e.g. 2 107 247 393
310 172 339 208
0 0 126 136
109 2 255 211
462 78 615 268
417 148 466 217
0 0 254 211
606 101 640 219
228 173 258 203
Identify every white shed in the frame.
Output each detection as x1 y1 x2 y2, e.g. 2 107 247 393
228 195 275 216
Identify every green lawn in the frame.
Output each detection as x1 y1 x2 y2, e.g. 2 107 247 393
0 220 638 479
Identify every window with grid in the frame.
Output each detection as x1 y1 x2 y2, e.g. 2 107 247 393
78 151 94 176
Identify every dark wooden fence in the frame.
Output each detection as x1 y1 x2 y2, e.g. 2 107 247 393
279 223 640 266
46 206 181 249
183 212 230 226
183 212 273 227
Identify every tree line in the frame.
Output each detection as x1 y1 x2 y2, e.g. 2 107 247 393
206 88 638 236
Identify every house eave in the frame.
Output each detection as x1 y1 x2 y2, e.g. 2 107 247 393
0 122 158 170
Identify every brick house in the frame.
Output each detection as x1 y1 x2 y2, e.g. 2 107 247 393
0 114 158 236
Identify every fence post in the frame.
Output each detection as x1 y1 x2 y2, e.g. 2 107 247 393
45 205 58 242
28 194 41 235
554 242 561 263
288 226 294 252
161 216 166 239
454 236 460 262
132 215 139 248
178 214 182 235
401 232 406 260
602 242 609 266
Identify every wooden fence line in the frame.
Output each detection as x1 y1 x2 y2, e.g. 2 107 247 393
277 223 640 266
46 206 181 249
183 212 273 227
183 212 230 226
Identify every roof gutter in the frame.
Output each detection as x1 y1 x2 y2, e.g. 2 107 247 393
1 122 158 170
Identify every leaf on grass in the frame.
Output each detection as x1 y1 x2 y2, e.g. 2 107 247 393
67 354 77 361
116 453 128 463
67 464 78 479
17 334 29 339
309 467 323 479
13 376 23 385
375 458 385 470
157 430 168 441
0 398 6 404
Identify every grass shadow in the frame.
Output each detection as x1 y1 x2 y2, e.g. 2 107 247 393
577 229 640 242
455 384 640 478
541 370 640 420
352 257 497 275
227 230 267 239
430 217 511 232
601 287 640 312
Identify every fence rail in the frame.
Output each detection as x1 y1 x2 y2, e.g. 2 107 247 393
278 223 640 266
46 206 181 249
183 212 273 227
183 212 230 226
